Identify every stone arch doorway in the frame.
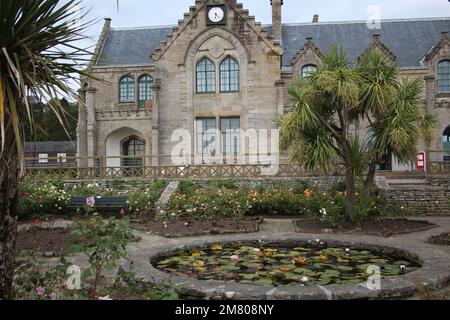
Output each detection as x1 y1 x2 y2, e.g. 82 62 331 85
443 126 450 161
105 127 146 174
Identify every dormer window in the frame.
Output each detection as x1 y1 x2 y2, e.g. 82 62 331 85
301 64 317 79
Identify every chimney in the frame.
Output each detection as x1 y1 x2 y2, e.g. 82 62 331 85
271 0 283 45
312 14 319 23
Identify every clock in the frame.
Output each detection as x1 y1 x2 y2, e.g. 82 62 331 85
206 5 226 25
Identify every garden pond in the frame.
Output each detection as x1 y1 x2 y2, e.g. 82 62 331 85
155 242 421 287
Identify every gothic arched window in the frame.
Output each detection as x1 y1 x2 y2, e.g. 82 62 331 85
220 57 240 93
438 60 450 93
196 58 216 93
119 76 135 103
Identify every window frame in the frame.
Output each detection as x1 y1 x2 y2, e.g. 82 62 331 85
301 64 318 79
119 75 135 103
220 117 241 155
437 60 450 93
196 118 217 155
220 56 240 93
138 74 153 110
196 57 216 94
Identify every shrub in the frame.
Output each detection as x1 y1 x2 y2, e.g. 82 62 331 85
71 213 134 298
127 180 167 221
18 181 71 220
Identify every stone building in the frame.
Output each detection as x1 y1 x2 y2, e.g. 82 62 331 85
77 0 450 171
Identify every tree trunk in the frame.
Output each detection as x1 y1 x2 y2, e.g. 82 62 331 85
0 127 19 300
344 164 356 221
363 162 377 198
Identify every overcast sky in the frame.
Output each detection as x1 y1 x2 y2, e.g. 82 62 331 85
76 0 449 48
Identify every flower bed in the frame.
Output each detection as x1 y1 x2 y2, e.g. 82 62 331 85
164 180 388 224
18 179 167 221
428 232 450 246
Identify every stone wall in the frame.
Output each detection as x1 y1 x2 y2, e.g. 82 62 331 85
377 177 450 216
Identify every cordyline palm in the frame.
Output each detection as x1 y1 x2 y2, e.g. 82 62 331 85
358 50 436 196
281 46 363 219
0 0 93 299
280 47 436 220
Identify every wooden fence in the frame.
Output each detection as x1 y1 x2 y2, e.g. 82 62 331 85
23 153 450 180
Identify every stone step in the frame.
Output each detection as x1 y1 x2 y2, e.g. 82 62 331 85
259 219 296 233
387 179 430 185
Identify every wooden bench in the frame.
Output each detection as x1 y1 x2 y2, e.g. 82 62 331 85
68 196 128 216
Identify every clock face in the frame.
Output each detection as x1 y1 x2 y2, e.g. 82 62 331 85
208 7 225 23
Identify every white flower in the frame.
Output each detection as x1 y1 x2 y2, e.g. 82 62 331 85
301 276 309 283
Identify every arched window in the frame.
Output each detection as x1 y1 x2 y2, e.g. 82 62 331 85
438 60 450 93
444 126 450 161
119 76 135 103
138 75 153 109
220 57 240 93
301 64 317 79
196 58 216 93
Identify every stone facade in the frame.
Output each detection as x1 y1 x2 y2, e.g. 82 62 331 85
77 0 450 170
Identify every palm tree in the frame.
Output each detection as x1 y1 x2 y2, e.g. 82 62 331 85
0 0 93 299
280 47 436 220
358 50 436 196
281 46 363 219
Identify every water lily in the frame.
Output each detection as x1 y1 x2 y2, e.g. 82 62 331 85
301 276 309 283
230 255 239 261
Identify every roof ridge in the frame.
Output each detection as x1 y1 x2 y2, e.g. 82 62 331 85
111 25 175 31
278 16 450 27
108 17 450 31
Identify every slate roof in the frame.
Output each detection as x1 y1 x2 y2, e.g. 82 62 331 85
96 26 173 66
95 18 450 68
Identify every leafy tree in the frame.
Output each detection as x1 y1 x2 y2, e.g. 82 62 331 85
0 0 92 299
280 47 435 220
24 98 78 142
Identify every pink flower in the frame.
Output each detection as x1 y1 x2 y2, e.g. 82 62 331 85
97 295 113 301
120 208 126 217
34 218 41 226
253 248 261 253
86 197 96 208
36 287 45 296
230 255 239 261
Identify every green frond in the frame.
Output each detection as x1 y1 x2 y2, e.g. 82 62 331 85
0 0 96 170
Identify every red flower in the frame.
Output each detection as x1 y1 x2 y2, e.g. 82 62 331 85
35 197 42 205
34 218 41 225
21 192 29 198
304 190 312 201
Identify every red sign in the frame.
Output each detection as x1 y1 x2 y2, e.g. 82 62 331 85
416 152 426 170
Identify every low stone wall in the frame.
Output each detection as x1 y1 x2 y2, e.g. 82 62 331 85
192 176 344 192
377 177 450 216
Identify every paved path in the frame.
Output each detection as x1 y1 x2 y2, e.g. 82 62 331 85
20 216 450 299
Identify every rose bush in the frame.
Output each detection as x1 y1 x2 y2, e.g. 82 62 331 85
164 180 388 224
